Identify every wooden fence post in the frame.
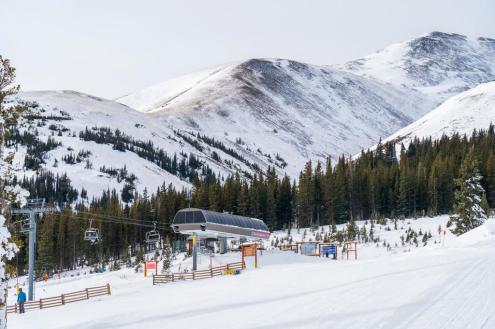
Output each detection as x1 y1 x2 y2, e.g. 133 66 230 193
85 288 89 299
106 283 111 295
14 304 17 313
192 272 195 280
210 268 213 278
40 299 43 309
172 273 174 282
61 294 65 305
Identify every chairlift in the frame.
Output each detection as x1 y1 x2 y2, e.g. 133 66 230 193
145 222 161 244
20 218 30 234
84 219 100 244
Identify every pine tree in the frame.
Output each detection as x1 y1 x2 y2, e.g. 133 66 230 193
448 149 488 235
485 153 495 208
297 161 314 227
37 213 55 274
333 157 349 224
161 245 172 274
346 218 357 241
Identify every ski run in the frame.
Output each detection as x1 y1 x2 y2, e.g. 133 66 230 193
7 215 495 329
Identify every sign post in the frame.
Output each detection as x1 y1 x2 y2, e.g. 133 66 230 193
241 243 258 269
192 233 198 271
344 241 357 260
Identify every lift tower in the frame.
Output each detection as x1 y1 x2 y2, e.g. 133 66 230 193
12 198 57 301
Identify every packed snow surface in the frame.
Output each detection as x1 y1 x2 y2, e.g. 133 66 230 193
8 216 495 329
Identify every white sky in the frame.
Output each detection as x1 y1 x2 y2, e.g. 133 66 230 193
1 0 494 99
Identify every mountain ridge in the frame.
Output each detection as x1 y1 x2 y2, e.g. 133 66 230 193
8 31 495 199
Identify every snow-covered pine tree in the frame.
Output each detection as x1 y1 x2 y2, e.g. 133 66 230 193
448 149 488 236
0 55 27 329
346 218 357 241
161 245 172 274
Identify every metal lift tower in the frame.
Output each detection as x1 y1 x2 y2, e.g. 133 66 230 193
12 198 57 301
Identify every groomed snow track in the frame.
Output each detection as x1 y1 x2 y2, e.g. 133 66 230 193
9 221 495 329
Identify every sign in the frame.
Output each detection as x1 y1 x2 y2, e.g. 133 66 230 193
322 244 336 255
299 243 318 256
243 244 257 257
144 261 158 277
241 243 258 269
251 231 271 239
145 262 157 270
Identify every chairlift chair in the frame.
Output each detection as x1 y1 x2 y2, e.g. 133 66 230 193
84 219 100 244
145 222 161 244
85 228 100 243
20 218 31 234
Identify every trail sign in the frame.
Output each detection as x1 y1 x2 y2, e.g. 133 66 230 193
320 243 337 259
241 243 258 268
144 261 158 277
322 244 336 255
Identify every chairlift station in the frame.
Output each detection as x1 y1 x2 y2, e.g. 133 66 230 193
172 208 270 271
172 208 270 240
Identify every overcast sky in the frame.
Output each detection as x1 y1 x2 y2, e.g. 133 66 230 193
1 0 494 99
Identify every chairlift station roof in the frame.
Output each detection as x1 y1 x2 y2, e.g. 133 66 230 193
172 208 270 240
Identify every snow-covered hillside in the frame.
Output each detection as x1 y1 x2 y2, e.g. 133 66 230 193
8 216 495 329
342 32 495 104
8 91 270 197
380 81 495 147
8 32 495 197
119 58 431 171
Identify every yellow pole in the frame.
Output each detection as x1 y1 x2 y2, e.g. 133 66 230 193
255 244 258 269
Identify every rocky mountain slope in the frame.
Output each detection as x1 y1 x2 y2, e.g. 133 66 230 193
341 31 495 104
8 31 495 199
119 58 431 171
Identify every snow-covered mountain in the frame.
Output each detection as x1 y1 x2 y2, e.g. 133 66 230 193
379 81 495 146
118 58 431 170
342 31 495 104
8 91 191 197
8 31 495 198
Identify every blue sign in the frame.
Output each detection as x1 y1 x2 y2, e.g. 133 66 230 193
300 243 318 255
322 244 336 255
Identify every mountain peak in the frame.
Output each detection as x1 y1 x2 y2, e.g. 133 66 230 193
341 31 495 103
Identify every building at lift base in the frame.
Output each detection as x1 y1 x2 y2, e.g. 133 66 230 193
171 208 270 240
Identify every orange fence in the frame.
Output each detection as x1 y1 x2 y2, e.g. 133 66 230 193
153 261 245 285
6 284 111 314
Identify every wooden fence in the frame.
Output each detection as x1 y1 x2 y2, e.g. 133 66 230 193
6 284 111 314
153 261 245 285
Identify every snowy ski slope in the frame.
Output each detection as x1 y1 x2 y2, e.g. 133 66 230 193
380 81 495 147
8 216 495 329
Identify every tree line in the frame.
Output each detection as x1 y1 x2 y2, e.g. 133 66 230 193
8 124 495 275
